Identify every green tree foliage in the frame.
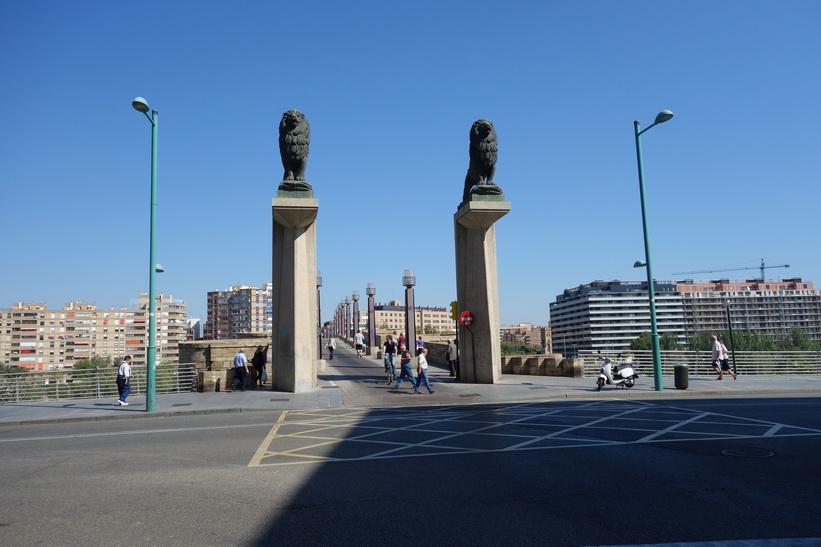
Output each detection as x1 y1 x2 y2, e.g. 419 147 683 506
629 332 652 351
630 332 685 351
501 341 541 355
0 363 26 376
688 328 819 351
422 325 439 335
73 356 114 370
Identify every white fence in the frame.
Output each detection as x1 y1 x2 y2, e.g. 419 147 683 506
0 363 197 404
579 350 821 377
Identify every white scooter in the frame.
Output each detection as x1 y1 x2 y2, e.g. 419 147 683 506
596 357 639 391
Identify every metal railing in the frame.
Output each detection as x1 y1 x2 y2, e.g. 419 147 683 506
579 350 821 377
0 363 197 404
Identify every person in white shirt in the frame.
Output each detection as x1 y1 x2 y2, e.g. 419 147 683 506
718 338 737 380
413 347 435 394
711 335 724 380
327 337 336 360
354 331 365 357
117 355 132 406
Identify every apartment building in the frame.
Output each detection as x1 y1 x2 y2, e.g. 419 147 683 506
0 294 188 369
549 278 821 353
204 284 272 340
373 301 456 335
500 323 552 352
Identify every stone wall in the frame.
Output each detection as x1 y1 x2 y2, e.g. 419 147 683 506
179 337 271 392
501 354 584 377
422 344 581 377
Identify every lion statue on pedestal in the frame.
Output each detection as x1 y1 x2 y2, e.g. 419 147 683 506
278 110 310 183
462 119 500 202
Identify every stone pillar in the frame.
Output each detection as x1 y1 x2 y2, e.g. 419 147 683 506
271 195 319 393
454 198 511 383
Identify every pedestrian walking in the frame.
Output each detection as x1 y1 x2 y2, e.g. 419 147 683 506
711 335 724 380
393 344 417 391
414 347 435 394
116 355 132 406
252 343 270 387
383 335 397 381
415 336 425 355
327 337 336 360
447 339 458 377
397 333 407 350
718 338 737 380
232 348 249 391
355 330 365 357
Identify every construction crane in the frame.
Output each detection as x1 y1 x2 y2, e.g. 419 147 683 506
672 258 790 280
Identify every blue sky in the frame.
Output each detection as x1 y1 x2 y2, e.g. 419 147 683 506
2 1 819 324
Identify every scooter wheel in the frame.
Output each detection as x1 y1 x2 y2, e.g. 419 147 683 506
596 378 604 392
624 377 635 388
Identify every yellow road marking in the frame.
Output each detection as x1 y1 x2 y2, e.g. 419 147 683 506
248 410 288 467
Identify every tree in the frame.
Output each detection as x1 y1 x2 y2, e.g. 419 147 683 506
501 341 541 355
629 332 652 351
630 332 683 351
688 328 819 352
74 356 113 370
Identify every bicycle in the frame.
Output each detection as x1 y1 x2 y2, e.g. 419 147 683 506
384 353 396 385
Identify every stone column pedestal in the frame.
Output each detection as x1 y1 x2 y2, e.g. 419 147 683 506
271 194 319 393
454 198 511 383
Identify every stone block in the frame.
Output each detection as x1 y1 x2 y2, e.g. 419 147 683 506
198 371 222 393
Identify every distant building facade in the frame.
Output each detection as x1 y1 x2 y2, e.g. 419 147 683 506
549 278 821 353
339 301 455 337
204 284 272 340
500 323 551 352
0 294 188 369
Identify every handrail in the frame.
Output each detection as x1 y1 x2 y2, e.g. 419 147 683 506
0 363 197 404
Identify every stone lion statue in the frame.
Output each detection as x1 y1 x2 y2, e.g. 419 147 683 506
278 110 310 182
462 119 499 202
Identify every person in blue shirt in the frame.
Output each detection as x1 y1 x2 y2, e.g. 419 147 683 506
232 349 249 392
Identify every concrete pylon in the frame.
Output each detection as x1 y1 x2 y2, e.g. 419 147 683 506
271 195 319 393
454 198 511 383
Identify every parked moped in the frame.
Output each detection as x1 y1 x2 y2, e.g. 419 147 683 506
596 357 639 391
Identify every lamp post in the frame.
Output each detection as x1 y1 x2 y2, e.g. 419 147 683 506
352 291 360 339
723 299 738 375
366 283 376 347
403 269 417 355
132 96 159 412
344 297 351 341
316 271 322 359
634 109 674 392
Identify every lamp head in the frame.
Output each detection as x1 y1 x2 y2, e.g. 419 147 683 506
154 264 165 273
633 260 647 268
654 110 674 124
132 97 150 113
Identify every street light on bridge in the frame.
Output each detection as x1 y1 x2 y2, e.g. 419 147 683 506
131 96 160 412
634 109 674 391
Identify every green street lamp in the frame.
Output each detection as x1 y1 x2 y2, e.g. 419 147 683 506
634 109 674 391
132 96 159 411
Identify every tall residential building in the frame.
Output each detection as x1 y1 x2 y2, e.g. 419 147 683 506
0 294 188 369
549 278 821 353
204 285 272 340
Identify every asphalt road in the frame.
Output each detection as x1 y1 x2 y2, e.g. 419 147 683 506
2 395 821 546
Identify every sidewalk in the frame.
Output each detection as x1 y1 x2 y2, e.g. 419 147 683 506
2 351 820 426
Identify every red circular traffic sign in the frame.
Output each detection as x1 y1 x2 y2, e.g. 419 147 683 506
459 311 474 326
